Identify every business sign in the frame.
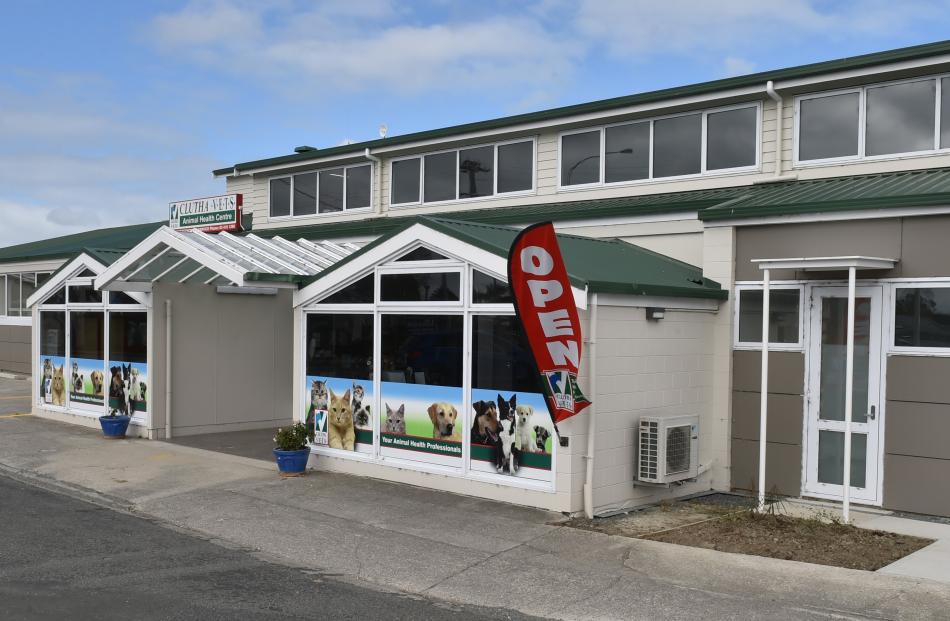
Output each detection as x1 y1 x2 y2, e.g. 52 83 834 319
508 222 590 425
169 194 242 233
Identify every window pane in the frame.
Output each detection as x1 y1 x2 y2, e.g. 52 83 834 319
109 291 139 305
560 131 600 186
799 93 859 160
269 177 291 217
108 311 148 414
318 168 344 213
424 152 456 202
6 274 21 316
497 141 533 193
459 146 494 199
472 270 512 304
391 158 421 204
36 272 52 286
305 313 373 380
109 312 147 364
380 272 460 302
706 107 757 170
47 286 66 305
817 430 867 488
68 284 101 304
866 80 935 156
653 114 702 177
292 172 317 216
346 165 372 209
0 275 5 315
942 78 950 149
895 288 950 348
69 311 105 406
21 273 37 312
381 314 462 387
605 122 649 182
472 315 541 393
396 247 447 261
39 311 66 406
320 274 374 304
738 289 800 343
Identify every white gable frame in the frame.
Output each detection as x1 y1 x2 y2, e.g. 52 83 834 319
27 253 147 308
294 222 589 309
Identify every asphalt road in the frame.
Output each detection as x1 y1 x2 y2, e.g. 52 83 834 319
0 475 538 621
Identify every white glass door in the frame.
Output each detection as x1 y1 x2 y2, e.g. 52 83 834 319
804 286 883 504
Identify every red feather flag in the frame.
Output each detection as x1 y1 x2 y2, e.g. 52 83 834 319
508 222 591 426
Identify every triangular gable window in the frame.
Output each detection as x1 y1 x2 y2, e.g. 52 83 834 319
395 247 447 262
472 270 512 304
319 274 374 304
45 284 66 305
76 268 96 278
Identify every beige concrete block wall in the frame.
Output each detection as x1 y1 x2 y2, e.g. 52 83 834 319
589 303 717 514
0 324 31 374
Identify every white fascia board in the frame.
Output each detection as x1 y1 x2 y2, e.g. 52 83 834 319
95 227 246 291
751 256 897 271
228 86 764 178
774 53 950 91
596 293 720 311
294 223 587 309
26 254 106 308
703 204 950 228
0 258 66 273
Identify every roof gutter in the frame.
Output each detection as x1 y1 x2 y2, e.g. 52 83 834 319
364 148 384 216
756 81 798 185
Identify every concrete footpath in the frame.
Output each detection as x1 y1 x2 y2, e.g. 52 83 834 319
2 398 949 618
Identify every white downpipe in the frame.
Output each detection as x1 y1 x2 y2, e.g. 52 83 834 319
842 267 857 523
765 81 783 179
583 293 599 519
165 299 173 440
364 148 383 216
758 269 770 512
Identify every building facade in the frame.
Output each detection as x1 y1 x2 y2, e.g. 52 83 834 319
6 40 950 517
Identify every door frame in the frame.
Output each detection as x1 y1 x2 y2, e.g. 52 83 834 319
802 283 886 506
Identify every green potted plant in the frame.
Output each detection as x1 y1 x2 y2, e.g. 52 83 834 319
273 422 314 476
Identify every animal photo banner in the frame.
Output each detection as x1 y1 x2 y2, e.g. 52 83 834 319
508 222 591 425
304 376 373 455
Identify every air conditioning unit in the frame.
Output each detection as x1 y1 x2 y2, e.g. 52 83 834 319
637 414 699 484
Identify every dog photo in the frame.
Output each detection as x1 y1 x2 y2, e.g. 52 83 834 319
379 380 463 466
469 388 554 483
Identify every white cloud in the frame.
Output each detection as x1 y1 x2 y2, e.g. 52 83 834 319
147 2 584 99
722 56 756 77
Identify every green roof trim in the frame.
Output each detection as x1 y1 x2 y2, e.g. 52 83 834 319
0 221 164 265
301 216 728 301
700 167 950 221
215 39 950 176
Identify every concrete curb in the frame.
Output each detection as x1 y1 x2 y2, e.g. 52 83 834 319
0 461 134 513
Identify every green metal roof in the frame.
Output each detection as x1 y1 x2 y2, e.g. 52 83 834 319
0 221 164 265
215 39 950 176
288 216 727 300
254 186 745 242
700 168 950 221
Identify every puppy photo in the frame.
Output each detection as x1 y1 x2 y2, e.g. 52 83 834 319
470 400 499 445
90 370 104 398
128 368 146 412
384 403 406 434
327 388 355 451
51 365 66 407
533 425 551 453
515 405 535 452
428 402 459 440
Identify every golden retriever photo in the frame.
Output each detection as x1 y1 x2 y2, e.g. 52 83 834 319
90 370 104 398
327 388 355 451
428 402 459 440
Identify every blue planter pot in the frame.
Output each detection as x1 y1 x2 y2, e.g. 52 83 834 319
273 448 310 476
99 415 131 439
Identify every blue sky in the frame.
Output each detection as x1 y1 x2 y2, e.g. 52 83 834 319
2 0 950 246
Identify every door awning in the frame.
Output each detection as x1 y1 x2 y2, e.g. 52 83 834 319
751 256 897 271
95 226 359 292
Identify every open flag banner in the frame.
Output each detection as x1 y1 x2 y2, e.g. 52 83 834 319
508 222 591 425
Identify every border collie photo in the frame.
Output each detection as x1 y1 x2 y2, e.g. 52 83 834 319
470 388 553 482
304 376 373 454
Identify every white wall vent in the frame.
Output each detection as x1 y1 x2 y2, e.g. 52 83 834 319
637 414 699 484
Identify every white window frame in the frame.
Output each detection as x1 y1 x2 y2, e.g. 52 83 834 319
733 283 805 351
388 137 538 208
794 74 949 167
0 271 52 323
267 162 374 221
557 102 762 191
887 281 950 356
